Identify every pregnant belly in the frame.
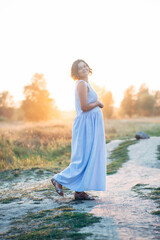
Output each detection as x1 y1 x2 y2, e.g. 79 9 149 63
81 106 102 115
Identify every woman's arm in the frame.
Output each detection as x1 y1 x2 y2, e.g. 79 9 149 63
77 81 104 112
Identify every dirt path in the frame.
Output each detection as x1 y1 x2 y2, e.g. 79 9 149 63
80 137 160 239
0 137 160 239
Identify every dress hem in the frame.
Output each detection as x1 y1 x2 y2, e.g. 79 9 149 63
53 175 106 192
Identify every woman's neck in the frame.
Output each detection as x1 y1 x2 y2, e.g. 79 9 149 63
80 77 88 83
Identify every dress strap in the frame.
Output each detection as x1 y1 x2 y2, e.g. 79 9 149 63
76 80 89 87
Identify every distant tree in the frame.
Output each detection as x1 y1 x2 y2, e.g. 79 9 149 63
136 84 155 116
0 91 14 119
119 85 136 117
101 91 114 118
154 90 160 115
21 73 59 121
91 82 114 118
90 82 105 101
137 94 155 116
137 83 149 97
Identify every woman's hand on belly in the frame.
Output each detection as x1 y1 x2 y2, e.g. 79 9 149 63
97 100 104 108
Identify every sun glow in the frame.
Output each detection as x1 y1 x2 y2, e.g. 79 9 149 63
0 0 160 111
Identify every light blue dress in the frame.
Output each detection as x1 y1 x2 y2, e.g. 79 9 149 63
53 80 106 191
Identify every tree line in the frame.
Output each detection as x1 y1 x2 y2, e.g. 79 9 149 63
0 74 160 121
0 73 59 122
90 82 160 118
119 84 160 117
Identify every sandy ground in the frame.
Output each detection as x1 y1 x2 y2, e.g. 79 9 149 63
0 137 160 239
79 137 160 240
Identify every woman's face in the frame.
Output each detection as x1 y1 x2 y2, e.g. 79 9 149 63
77 61 89 79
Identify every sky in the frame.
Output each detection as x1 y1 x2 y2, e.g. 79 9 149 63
0 0 160 111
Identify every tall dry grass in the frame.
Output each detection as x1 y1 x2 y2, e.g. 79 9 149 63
0 117 160 171
0 120 72 171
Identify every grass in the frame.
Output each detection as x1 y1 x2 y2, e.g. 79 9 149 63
107 140 137 175
104 118 160 141
0 196 20 204
0 168 53 183
157 145 160 160
2 205 101 240
0 117 160 171
131 184 160 216
0 121 72 171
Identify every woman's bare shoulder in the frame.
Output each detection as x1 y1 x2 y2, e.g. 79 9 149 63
77 80 89 92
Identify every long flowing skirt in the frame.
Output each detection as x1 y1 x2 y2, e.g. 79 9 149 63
53 107 106 191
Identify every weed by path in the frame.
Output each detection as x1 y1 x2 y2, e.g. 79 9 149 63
107 139 137 175
157 145 160 160
132 183 160 216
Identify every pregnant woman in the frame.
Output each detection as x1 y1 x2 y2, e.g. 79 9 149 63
51 59 106 200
